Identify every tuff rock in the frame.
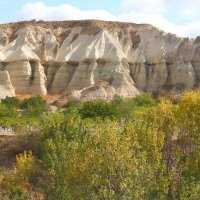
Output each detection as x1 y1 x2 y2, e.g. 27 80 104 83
0 20 200 100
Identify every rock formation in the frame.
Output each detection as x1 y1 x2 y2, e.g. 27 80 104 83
0 20 200 100
0 70 15 99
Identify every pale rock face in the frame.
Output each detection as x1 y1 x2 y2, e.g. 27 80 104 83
170 62 196 89
130 63 147 91
192 62 200 82
30 62 47 95
146 63 168 92
50 63 75 92
46 64 59 89
0 70 15 99
67 62 97 90
81 86 116 100
43 34 59 62
5 61 32 93
0 20 200 100
5 61 47 95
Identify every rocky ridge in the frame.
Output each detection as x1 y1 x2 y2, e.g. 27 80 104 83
0 20 200 100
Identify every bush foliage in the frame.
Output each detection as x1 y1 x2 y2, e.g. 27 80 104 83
0 92 199 199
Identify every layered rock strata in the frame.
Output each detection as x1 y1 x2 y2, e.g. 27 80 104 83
0 70 15 99
0 20 200 100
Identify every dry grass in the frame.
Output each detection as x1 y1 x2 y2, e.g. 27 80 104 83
16 93 66 107
43 92 62 101
16 93 33 100
17 92 62 101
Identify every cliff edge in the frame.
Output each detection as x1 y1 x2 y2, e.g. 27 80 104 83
0 20 200 100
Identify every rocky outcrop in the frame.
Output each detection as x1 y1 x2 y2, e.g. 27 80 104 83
0 70 15 100
0 20 200 100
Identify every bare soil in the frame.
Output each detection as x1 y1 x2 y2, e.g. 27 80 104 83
0 134 34 169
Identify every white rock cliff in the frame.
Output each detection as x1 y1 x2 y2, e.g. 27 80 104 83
0 20 200 100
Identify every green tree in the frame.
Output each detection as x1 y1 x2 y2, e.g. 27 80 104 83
175 91 200 199
111 94 157 120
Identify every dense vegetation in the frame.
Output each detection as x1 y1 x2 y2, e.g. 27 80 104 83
0 92 199 200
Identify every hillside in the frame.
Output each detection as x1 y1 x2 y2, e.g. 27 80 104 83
0 20 200 100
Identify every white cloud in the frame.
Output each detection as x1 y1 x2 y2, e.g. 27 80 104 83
182 21 200 37
117 12 186 37
17 1 200 38
18 2 115 21
164 0 200 21
119 0 200 37
121 0 166 14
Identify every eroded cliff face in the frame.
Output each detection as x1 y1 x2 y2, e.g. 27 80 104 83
0 20 200 100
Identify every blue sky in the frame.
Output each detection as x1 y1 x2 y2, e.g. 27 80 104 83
0 0 122 22
0 0 200 37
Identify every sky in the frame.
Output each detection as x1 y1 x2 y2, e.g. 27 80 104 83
0 0 200 38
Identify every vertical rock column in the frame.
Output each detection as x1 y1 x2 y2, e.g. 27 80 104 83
5 61 32 93
170 62 196 89
0 70 15 100
30 62 47 95
5 61 47 95
49 63 76 92
130 63 147 91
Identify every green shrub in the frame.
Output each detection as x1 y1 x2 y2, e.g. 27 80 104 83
0 151 35 200
79 100 117 119
1 96 20 108
0 104 18 119
20 96 46 110
20 96 46 119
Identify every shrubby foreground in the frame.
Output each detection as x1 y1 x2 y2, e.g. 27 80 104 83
0 92 199 200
